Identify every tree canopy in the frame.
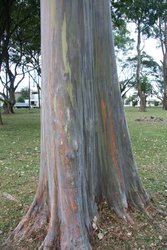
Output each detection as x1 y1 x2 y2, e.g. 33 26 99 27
0 0 40 113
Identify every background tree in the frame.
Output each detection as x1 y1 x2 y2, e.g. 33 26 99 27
118 49 159 102
0 0 40 113
152 1 167 109
139 75 153 106
126 52 160 106
16 96 25 103
152 65 164 103
111 8 136 97
19 87 30 100
111 0 164 111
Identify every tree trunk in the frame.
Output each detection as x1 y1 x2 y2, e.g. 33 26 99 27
6 1 149 249
136 20 146 112
37 84 41 108
163 22 167 110
0 109 3 125
3 100 14 114
2 86 15 114
139 93 147 112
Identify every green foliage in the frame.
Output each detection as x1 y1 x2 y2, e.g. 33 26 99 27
16 96 25 102
9 0 40 65
111 0 166 36
140 76 152 95
111 0 164 99
114 24 134 51
111 3 135 51
154 101 159 106
20 87 29 100
0 0 40 113
126 94 138 103
0 0 40 69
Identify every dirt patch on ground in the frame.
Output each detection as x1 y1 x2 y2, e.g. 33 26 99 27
91 201 167 250
1 198 167 250
135 116 164 122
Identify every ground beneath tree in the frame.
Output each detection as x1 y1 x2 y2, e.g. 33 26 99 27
91 199 167 250
2 194 166 250
1 109 167 249
135 116 165 123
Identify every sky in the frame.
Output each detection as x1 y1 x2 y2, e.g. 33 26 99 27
144 38 162 64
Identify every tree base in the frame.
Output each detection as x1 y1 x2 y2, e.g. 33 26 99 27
1 197 153 250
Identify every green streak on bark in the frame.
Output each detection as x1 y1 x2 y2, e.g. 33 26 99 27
53 95 56 112
51 0 56 26
67 83 73 105
61 16 73 105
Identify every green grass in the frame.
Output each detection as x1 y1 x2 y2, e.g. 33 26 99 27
0 107 167 249
125 107 167 196
0 109 40 241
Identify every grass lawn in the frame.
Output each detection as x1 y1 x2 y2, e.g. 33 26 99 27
0 107 167 249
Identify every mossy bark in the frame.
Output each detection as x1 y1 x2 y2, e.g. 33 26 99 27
6 1 149 249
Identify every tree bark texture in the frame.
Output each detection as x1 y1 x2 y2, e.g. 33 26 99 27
8 1 149 249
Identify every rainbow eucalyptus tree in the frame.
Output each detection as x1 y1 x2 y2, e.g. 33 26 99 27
8 0 149 249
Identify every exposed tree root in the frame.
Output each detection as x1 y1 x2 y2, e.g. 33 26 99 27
147 203 167 217
123 211 134 225
2 199 48 249
2 199 159 250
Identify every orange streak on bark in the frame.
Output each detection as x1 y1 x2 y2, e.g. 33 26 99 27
100 98 107 131
70 198 77 211
109 106 123 188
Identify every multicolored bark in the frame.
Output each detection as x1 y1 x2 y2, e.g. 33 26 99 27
7 1 149 249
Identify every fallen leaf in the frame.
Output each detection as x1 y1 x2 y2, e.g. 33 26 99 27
98 232 104 240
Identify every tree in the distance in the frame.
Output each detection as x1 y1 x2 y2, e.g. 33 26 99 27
0 0 40 114
0 109 3 125
111 0 164 111
154 14 167 109
6 1 149 249
19 87 30 101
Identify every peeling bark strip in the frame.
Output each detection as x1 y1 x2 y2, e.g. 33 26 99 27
6 1 149 249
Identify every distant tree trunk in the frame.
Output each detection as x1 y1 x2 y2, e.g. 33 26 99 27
163 22 167 110
139 93 146 111
3 100 14 114
28 73 31 109
136 20 146 112
0 109 3 125
7 1 149 249
3 84 15 114
9 88 15 113
37 83 41 108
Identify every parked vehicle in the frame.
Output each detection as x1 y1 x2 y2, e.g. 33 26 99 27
14 102 29 108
